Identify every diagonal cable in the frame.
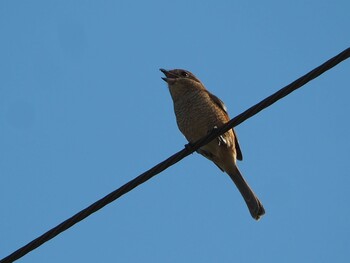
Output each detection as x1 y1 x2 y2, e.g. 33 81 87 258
1 47 349 263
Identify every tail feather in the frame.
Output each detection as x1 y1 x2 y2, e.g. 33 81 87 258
226 165 265 220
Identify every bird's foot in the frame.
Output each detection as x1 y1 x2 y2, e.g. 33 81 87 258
184 142 195 153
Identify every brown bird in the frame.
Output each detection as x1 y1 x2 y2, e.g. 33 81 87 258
160 68 265 220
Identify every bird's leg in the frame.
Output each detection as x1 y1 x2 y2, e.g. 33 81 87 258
184 142 195 153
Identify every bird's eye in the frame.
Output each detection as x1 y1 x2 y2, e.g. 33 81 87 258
181 71 189 77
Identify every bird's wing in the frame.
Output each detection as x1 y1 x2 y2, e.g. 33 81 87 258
233 129 243 161
207 91 243 161
206 91 228 114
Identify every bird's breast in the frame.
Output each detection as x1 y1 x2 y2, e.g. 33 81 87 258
173 91 228 143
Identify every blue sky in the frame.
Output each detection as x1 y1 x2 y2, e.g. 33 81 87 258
1 1 349 262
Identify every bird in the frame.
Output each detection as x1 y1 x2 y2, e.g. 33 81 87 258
160 68 265 220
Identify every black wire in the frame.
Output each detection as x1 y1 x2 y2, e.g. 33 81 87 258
1 47 349 263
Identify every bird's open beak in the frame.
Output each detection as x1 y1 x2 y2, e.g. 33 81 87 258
160 68 176 84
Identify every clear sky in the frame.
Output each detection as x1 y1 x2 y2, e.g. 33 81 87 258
1 1 349 262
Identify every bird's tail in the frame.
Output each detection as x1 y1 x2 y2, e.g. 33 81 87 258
226 165 265 220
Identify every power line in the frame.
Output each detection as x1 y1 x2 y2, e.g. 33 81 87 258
1 47 349 263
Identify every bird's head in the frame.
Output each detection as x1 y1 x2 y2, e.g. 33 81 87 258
160 68 205 100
